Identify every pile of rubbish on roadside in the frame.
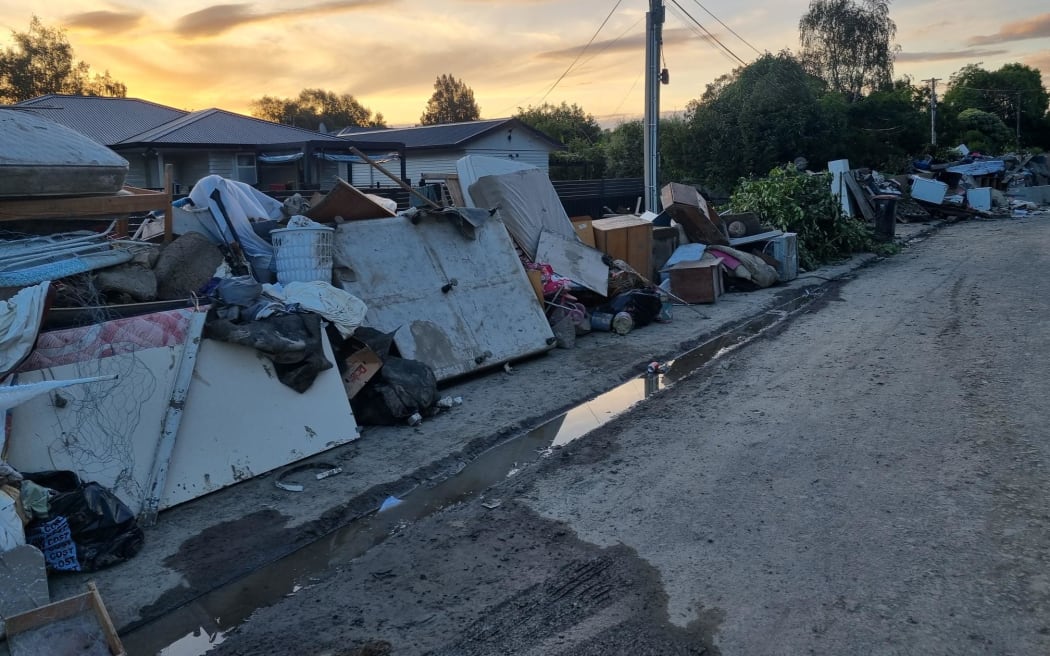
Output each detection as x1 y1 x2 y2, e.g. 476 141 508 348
829 147 1050 226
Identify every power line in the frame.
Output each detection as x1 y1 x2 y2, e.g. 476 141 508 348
667 0 747 67
688 0 762 55
538 0 625 104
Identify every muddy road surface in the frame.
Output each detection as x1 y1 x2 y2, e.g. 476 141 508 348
158 217 1050 655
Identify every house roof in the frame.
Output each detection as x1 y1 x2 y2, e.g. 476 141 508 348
119 108 347 147
15 94 188 145
337 118 565 151
15 95 347 149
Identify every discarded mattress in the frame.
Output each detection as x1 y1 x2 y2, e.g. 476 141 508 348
468 168 578 260
333 210 555 381
0 109 129 197
8 308 358 513
456 155 536 208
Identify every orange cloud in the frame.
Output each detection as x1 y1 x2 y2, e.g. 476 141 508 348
968 13 1050 46
65 10 143 33
174 0 397 38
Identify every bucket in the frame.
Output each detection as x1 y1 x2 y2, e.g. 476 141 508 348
271 226 334 284
611 312 634 336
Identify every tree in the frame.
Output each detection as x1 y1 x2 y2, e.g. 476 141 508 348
942 63 1049 147
419 74 480 125
841 79 927 169
955 108 1016 153
685 52 845 192
250 88 385 131
0 16 126 103
603 120 644 179
516 102 604 179
799 0 898 102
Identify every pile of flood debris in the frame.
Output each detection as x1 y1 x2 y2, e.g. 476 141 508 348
0 110 800 650
829 147 1050 227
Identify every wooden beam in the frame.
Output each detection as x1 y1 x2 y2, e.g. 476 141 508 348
0 186 170 222
164 163 174 242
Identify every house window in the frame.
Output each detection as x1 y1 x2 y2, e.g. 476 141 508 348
234 153 257 185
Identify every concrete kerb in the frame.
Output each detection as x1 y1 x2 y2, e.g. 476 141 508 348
47 219 955 636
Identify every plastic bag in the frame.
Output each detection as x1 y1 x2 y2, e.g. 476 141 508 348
24 471 144 572
351 357 438 426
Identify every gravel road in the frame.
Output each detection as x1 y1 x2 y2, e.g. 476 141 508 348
195 216 1050 655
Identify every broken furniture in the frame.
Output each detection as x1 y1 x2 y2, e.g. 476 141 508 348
591 215 654 280
4 582 124 655
660 183 729 246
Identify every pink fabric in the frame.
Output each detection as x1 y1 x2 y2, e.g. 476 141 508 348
710 250 742 270
18 309 194 372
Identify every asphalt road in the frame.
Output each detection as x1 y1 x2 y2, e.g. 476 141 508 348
208 216 1050 656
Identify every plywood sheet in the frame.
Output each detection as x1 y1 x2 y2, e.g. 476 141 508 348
333 213 555 381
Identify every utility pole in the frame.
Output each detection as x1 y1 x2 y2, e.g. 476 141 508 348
643 0 665 213
1016 91 1022 145
924 78 940 147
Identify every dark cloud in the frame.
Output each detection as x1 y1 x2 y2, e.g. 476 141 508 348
174 0 396 38
896 48 1008 63
968 13 1050 46
65 10 144 33
538 28 701 60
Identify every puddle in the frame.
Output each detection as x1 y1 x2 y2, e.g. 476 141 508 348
124 287 825 655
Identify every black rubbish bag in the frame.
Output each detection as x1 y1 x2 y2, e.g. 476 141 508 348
24 470 145 572
351 356 438 426
601 289 663 327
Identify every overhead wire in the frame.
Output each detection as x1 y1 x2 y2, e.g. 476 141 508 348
537 0 625 104
688 0 763 56
666 0 747 67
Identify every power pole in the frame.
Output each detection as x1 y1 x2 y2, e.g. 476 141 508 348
924 78 940 147
643 0 665 213
1016 91 1022 144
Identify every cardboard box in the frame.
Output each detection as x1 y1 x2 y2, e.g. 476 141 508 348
341 346 382 399
591 215 653 279
668 260 724 304
526 269 545 305
570 217 595 247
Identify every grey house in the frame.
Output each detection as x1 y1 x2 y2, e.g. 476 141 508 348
337 118 565 188
15 95 403 192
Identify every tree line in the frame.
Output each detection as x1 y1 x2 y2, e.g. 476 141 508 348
3 5 1048 196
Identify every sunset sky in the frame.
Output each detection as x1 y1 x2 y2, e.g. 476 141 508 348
1 1 1048 127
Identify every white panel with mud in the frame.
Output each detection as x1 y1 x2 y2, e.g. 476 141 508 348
333 213 555 381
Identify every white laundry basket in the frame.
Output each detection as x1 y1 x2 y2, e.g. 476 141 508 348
271 225 335 284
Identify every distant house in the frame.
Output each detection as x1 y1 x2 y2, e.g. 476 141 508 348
15 95 404 193
337 118 565 188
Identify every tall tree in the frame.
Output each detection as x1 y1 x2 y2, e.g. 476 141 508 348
419 74 480 125
799 0 898 101
251 88 385 131
0 16 126 103
516 102 604 179
685 52 845 192
942 63 1049 147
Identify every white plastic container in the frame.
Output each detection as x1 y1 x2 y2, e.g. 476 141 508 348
967 187 992 211
765 232 798 282
910 176 948 205
271 226 334 284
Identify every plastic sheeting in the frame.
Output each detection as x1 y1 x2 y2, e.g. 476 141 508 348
0 282 50 379
468 168 578 260
456 155 535 208
187 175 283 271
946 159 1006 176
